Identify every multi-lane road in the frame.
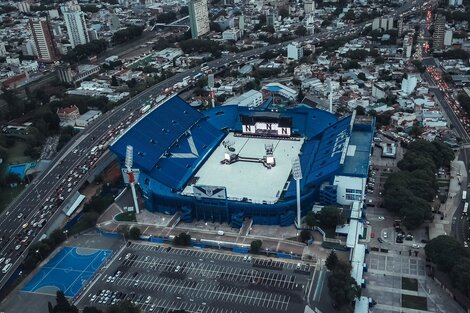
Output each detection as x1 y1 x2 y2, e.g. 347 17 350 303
0 0 420 291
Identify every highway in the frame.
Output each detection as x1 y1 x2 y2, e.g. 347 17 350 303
0 0 420 291
422 65 470 243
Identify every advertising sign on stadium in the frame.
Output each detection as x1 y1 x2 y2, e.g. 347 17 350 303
193 185 227 199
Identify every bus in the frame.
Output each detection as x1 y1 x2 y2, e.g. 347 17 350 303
463 191 467 200
464 202 468 215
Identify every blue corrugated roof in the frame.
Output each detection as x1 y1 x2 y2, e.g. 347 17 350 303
204 105 338 138
110 96 224 190
306 116 352 185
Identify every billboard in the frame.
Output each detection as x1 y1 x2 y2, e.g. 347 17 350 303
193 185 227 200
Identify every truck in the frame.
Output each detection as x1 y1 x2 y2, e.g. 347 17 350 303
140 104 151 114
2 263 12 274
193 73 203 80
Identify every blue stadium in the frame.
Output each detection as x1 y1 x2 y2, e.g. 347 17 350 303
110 95 374 227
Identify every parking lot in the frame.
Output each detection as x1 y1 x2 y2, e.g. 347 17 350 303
78 242 312 313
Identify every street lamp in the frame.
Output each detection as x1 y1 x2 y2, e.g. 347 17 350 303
36 249 43 261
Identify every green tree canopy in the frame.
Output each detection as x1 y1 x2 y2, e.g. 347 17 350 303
326 250 339 271
127 227 141 240
327 260 360 307
425 235 468 272
318 206 345 228
174 232 192 246
250 239 263 253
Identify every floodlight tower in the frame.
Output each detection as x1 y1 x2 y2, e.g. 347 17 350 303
328 79 334 113
125 145 140 214
292 157 303 231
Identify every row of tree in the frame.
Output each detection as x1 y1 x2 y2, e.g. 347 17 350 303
23 229 66 270
425 235 470 297
63 40 108 63
383 140 454 229
305 206 346 229
325 251 361 307
112 25 144 45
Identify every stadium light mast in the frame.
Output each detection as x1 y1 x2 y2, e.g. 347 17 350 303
125 145 140 214
292 157 303 231
328 79 334 113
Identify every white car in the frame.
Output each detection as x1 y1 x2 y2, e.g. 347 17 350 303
15 245 21 250
5 258 11 264
412 243 421 249
465 242 468 248
0 258 4 264
383 232 388 239
378 216 385 221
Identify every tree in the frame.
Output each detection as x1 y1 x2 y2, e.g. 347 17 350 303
425 235 468 272
299 230 311 243
355 105 366 115
5 173 21 185
295 25 307 37
278 7 289 19
318 206 345 228
305 211 316 227
326 250 339 271
297 88 304 103
49 229 67 245
250 239 263 253
52 290 79 313
127 227 141 240
111 75 119 86
174 232 192 246
112 26 144 45
451 257 470 297
327 260 360 307
357 72 366 81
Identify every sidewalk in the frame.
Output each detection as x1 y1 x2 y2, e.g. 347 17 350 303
430 158 466 239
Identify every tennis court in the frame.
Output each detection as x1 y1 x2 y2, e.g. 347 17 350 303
22 246 112 298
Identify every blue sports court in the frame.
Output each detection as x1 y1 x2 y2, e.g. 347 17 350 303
22 246 112 298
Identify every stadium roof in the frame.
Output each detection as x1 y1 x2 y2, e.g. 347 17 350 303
110 96 224 190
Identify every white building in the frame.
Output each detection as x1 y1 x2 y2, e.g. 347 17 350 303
75 110 102 127
401 75 417 96
403 35 413 59
222 29 241 41
304 0 315 14
48 9 60 19
449 0 462 6
391 112 416 128
17 2 30 13
444 30 453 47
287 42 303 60
189 0 210 39
224 89 263 107
0 43 7 57
372 83 387 99
62 6 90 48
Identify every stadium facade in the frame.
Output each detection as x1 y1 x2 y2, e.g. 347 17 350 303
110 95 374 227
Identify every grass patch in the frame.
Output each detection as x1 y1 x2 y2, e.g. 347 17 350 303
115 211 137 222
402 295 427 311
402 277 418 291
0 185 25 213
